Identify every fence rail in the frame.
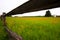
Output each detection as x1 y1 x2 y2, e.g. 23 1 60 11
1 13 22 40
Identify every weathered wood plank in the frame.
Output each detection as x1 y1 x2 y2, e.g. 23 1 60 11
6 0 60 16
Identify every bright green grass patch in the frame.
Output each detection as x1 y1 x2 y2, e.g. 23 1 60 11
6 17 60 40
0 19 8 40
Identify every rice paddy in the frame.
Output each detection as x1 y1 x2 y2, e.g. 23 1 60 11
5 17 60 40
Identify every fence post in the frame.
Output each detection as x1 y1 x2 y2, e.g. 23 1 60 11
1 12 6 26
1 12 22 40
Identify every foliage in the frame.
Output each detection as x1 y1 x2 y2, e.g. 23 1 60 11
45 10 52 17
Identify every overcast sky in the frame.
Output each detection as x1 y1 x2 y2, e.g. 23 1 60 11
0 0 60 16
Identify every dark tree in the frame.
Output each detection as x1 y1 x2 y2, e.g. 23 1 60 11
45 10 52 17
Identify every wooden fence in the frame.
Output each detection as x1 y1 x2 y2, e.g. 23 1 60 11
1 13 22 40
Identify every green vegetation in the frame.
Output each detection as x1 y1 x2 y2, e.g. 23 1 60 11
6 17 60 40
45 10 52 17
0 19 8 40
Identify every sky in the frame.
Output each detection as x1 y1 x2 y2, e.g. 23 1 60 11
0 0 28 15
0 0 60 16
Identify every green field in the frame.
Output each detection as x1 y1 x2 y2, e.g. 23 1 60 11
6 17 60 40
0 19 8 40
0 17 60 40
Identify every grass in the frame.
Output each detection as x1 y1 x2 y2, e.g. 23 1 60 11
0 19 8 40
6 17 60 40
